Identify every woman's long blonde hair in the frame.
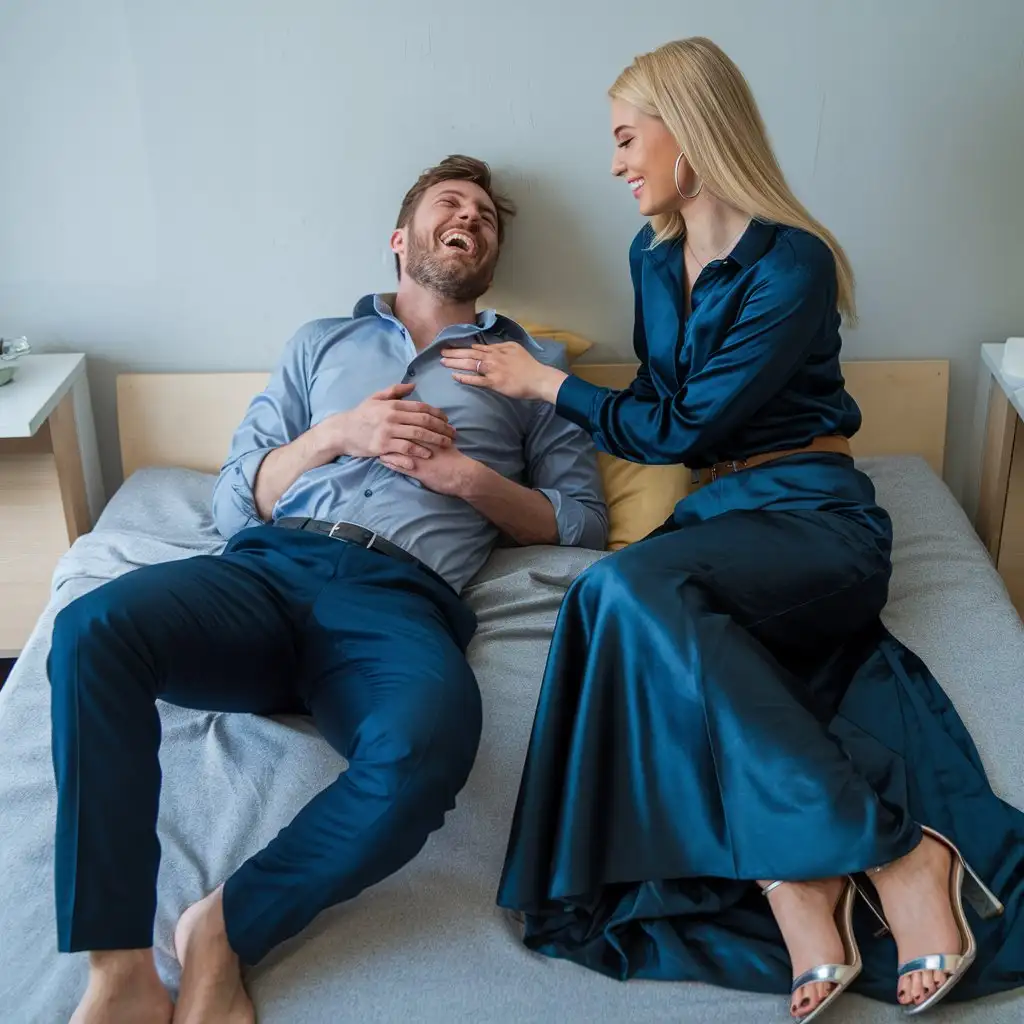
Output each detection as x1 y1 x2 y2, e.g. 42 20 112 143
611 37 856 323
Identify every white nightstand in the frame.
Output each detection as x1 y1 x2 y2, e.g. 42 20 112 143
975 343 1024 617
0 354 105 656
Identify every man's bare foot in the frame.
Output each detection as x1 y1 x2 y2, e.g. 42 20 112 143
870 835 960 1008
70 950 173 1024
173 886 254 1024
760 877 847 1019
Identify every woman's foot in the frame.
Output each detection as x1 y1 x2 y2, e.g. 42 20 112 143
173 886 255 1024
869 835 961 1008
760 877 847 1019
71 950 173 1024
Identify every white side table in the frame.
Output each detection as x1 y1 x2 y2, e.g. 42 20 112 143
0 354 105 656
975 343 1024 617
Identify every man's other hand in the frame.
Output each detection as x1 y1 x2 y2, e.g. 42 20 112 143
378 444 480 498
312 383 455 461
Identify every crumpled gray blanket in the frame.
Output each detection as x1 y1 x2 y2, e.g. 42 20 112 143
1 458 1022 1023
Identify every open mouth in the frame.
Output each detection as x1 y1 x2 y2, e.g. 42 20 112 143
629 177 645 196
440 229 478 256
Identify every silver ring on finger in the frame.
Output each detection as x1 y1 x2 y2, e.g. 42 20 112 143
476 359 483 374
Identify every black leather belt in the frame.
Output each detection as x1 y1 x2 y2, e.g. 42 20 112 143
275 517 452 592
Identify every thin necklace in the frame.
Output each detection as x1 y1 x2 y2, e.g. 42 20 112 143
685 218 751 269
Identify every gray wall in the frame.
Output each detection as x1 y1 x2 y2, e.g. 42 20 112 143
2 0 1023 504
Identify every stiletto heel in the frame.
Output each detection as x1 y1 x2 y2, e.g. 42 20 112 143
851 876 891 938
877 825 1004 1016
959 854 1004 921
762 877 861 1022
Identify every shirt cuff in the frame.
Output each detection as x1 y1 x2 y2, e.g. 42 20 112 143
212 448 272 537
535 487 582 545
554 374 604 433
535 488 607 550
236 448 273 512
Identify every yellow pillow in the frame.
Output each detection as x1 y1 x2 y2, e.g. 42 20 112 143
515 320 594 362
598 454 690 550
567 360 689 548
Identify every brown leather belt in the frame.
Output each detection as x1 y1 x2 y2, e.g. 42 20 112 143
688 435 852 489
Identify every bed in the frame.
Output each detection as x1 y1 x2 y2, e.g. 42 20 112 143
1 359 1023 1023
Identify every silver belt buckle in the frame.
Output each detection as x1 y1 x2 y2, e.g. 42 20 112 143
328 521 379 551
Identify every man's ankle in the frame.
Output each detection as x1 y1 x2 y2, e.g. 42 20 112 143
89 948 156 980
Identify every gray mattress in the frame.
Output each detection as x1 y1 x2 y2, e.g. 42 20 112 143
1 457 1022 1024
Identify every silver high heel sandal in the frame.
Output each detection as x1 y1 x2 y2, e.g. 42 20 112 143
762 877 862 1022
868 825 1004 1016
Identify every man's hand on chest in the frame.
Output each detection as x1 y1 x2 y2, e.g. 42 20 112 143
378 443 482 498
310 383 457 462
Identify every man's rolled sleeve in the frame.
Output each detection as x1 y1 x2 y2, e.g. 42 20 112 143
210 324 316 539
524 350 609 551
211 449 275 536
534 485 606 550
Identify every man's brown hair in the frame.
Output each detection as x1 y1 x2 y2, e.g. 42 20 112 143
394 155 516 278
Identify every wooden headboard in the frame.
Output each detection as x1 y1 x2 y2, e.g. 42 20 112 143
117 359 949 479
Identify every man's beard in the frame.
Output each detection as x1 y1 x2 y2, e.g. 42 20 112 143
404 226 496 302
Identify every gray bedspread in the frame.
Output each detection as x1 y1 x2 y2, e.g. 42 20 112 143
1 457 1022 1023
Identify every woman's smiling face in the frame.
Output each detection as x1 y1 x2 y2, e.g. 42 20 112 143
610 97 689 217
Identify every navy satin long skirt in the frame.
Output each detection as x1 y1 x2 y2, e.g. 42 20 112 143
497 455 1024 1003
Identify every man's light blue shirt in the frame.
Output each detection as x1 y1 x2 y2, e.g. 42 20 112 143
212 295 608 592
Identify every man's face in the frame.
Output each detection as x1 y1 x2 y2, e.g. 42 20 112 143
392 180 501 302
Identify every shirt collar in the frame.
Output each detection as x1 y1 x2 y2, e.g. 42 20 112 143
353 293 542 350
726 218 776 267
641 218 776 271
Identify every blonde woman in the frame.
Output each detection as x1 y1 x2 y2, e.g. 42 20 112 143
441 38 1022 1020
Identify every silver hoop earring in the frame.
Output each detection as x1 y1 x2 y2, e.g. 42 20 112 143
674 152 703 200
